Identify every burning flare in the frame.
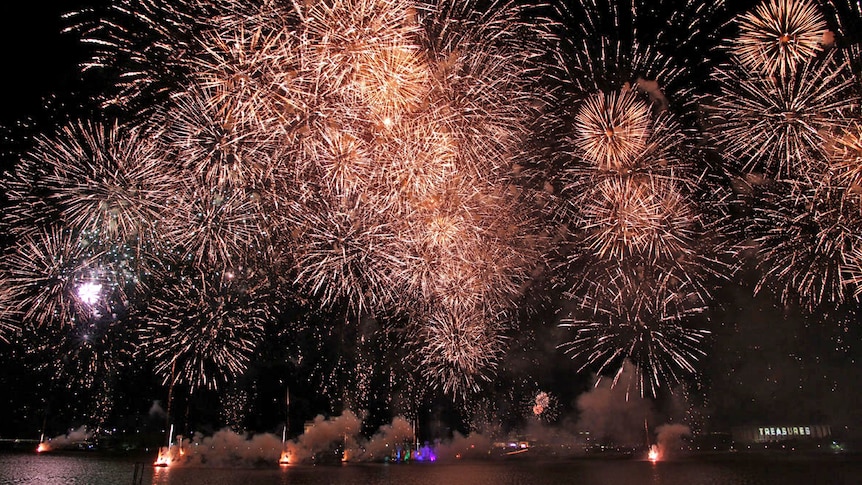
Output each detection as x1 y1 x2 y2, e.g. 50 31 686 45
648 444 660 462
153 446 172 467
278 450 292 466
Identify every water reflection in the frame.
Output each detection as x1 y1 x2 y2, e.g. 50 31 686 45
2 452 862 485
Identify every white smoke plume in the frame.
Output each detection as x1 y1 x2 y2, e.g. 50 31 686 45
432 431 492 461
40 425 93 451
575 361 654 447
655 423 690 457
284 410 363 463
344 416 413 461
149 400 166 419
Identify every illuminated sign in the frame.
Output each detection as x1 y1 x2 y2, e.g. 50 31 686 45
757 426 811 436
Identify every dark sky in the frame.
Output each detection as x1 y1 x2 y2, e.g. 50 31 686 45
0 0 860 446
0 3 87 122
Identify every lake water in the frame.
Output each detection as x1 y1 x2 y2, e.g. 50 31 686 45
1 452 860 485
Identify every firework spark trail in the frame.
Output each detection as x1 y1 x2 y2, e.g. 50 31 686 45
140 266 273 392
707 52 858 181
824 0 862 79
22 311 137 391
0 275 21 342
732 0 828 78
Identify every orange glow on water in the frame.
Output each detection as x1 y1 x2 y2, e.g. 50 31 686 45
278 450 292 466
153 447 172 467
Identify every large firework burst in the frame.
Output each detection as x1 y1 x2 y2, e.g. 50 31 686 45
413 307 507 397
1 121 169 242
732 0 828 78
707 52 857 180
160 85 275 190
140 266 273 391
559 270 710 397
743 178 862 309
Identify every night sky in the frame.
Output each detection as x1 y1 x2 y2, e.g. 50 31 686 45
1 0 861 451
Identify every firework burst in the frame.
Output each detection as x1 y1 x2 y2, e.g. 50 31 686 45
575 176 699 264
302 0 424 95
732 0 828 78
413 307 507 397
420 0 554 178
559 273 710 398
743 178 862 309
1 0 561 402
286 195 405 315
1 121 169 243
1 226 108 328
573 89 652 172
706 52 858 180
395 175 541 316
159 183 267 270
140 265 273 392
529 390 559 422
160 85 281 191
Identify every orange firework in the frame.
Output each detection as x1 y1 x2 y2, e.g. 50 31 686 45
574 89 652 172
732 0 827 78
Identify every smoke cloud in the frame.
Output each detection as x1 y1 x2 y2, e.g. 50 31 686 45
149 400 166 419
575 361 654 446
655 423 690 456
40 425 93 451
